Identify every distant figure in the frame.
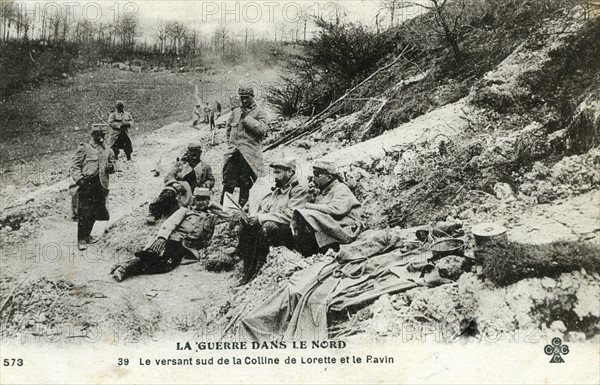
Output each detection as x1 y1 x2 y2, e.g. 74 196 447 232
207 101 216 130
221 86 269 208
193 103 202 126
216 101 222 116
291 161 363 257
70 125 116 250
111 188 230 282
203 101 213 124
107 100 134 160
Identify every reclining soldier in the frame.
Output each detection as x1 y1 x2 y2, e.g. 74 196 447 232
236 158 307 284
147 143 215 224
112 188 229 282
291 161 363 257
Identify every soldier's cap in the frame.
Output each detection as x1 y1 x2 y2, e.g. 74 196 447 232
91 124 107 133
115 100 124 106
193 187 211 198
187 142 203 155
312 160 339 176
195 103 201 107
238 86 254 97
269 158 297 171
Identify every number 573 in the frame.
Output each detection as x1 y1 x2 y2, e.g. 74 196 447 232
3 359 24 366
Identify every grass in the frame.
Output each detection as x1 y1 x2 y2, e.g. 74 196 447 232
0 68 197 164
475 240 600 286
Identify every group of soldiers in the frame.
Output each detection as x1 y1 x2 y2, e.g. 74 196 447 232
70 86 363 285
193 101 222 130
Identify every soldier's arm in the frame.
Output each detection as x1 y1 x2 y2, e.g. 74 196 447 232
156 207 187 239
202 164 216 189
258 185 308 225
226 112 234 141
70 144 86 184
305 188 355 217
163 160 182 186
106 148 116 174
126 112 134 125
107 113 120 130
242 109 269 140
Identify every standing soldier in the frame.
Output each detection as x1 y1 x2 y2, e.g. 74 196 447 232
203 101 213 124
108 100 134 160
70 125 116 250
192 103 202 127
221 86 269 208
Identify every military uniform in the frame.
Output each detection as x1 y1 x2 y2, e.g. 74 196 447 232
107 102 134 160
221 87 269 208
114 196 230 281
292 162 363 257
148 144 215 223
237 160 307 283
70 131 116 245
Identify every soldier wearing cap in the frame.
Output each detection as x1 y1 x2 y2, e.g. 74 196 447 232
112 187 230 282
236 158 308 284
221 85 270 208
147 143 215 224
69 124 116 250
291 160 363 257
107 100 134 160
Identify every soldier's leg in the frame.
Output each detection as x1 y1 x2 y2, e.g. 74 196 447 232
221 154 239 205
238 156 256 209
291 213 320 257
261 221 293 248
236 222 262 283
123 134 133 160
157 240 191 273
77 182 95 242
148 188 178 219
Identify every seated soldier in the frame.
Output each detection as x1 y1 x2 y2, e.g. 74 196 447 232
291 161 363 257
111 188 229 282
147 143 215 224
236 158 307 284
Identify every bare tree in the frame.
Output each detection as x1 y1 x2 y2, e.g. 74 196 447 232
381 0 403 27
156 20 167 54
404 0 467 61
166 20 187 55
215 26 227 58
116 13 139 51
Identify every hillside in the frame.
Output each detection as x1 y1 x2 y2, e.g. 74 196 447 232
1 1 599 348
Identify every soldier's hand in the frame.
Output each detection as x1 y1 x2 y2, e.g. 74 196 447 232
149 237 166 254
172 182 185 195
247 215 259 226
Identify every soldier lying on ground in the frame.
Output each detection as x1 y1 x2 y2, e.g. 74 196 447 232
111 188 230 282
235 158 307 285
147 143 215 225
291 161 363 257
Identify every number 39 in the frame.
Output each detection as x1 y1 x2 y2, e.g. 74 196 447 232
3 359 24 366
118 358 129 366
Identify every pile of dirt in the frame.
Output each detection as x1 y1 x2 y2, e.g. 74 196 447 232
360 268 600 343
0 277 91 339
518 147 600 203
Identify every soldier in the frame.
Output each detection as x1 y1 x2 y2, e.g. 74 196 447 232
192 103 202 126
147 143 215 224
108 100 134 160
221 86 269 208
203 101 213 124
291 161 363 257
111 188 230 282
236 158 307 284
69 125 116 250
